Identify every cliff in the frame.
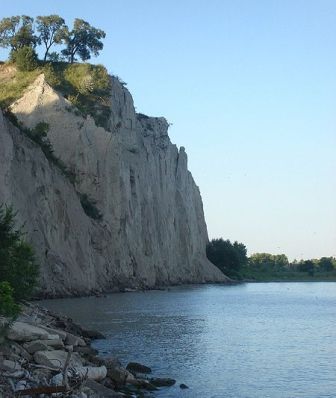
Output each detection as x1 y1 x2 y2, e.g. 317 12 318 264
0 73 227 297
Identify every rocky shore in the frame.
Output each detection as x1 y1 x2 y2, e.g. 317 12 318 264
0 304 179 397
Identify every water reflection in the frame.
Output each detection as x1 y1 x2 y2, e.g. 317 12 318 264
42 283 336 398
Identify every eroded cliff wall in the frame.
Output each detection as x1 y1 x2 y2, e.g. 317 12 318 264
0 75 227 296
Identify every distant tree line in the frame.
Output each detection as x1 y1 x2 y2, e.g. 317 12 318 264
206 238 336 280
0 15 105 64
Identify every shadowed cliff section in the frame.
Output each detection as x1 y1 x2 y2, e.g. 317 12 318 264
0 72 228 297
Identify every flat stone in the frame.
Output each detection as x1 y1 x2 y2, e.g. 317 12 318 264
37 325 67 341
65 332 86 347
23 340 49 354
7 322 59 342
0 359 22 371
84 380 124 397
75 365 107 381
126 361 152 374
74 345 98 356
33 350 82 370
150 377 176 387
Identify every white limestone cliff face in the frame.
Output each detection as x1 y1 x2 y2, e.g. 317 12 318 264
0 75 227 296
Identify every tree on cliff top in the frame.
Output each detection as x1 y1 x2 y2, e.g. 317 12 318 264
61 19 106 63
0 15 37 52
36 15 67 61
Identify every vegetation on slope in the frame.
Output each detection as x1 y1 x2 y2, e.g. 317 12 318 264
0 205 39 318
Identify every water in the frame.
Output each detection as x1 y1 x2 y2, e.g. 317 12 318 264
42 283 336 398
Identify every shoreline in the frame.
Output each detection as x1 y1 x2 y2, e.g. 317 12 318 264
0 303 179 397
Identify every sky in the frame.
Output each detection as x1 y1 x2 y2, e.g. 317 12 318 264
1 0 335 260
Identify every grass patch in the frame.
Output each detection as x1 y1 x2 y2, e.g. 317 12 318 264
240 268 336 282
0 61 112 130
0 63 41 108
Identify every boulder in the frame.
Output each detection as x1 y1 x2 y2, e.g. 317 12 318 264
37 325 67 341
0 359 22 371
65 332 86 347
107 365 136 385
8 341 32 361
23 340 50 354
84 380 124 397
7 322 59 342
33 350 82 369
150 377 176 387
81 329 105 340
74 346 98 356
75 365 107 381
126 361 152 374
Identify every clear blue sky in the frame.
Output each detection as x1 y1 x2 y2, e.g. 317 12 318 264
1 0 335 260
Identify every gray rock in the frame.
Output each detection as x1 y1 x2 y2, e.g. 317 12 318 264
150 377 176 387
33 350 83 369
23 340 50 354
65 332 86 347
0 73 228 298
73 345 98 356
6 322 59 342
0 359 21 371
107 365 136 385
84 380 124 397
126 361 152 374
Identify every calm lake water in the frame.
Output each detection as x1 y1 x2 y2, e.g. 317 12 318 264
42 283 336 398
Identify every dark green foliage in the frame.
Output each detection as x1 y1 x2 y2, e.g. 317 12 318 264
206 238 247 279
61 19 105 63
79 193 102 220
0 205 39 302
10 46 38 71
0 281 20 318
318 257 335 272
0 15 37 52
36 15 66 61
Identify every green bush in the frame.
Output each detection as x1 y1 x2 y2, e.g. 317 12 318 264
0 281 20 318
11 46 38 71
206 238 247 279
0 205 39 302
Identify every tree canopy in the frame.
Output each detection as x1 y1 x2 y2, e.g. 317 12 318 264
36 15 66 61
62 19 106 63
0 15 37 52
206 238 247 278
0 15 105 64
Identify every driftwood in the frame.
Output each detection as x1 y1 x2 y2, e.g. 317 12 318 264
14 385 67 396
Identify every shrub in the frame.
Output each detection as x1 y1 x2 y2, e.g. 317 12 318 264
206 238 247 279
0 204 39 301
11 46 38 72
0 281 20 318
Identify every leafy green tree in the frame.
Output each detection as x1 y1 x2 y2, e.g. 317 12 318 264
0 281 20 318
0 205 39 301
11 45 38 71
61 19 106 63
206 238 247 278
249 253 289 271
0 15 37 52
296 259 315 275
36 15 67 61
318 257 335 272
